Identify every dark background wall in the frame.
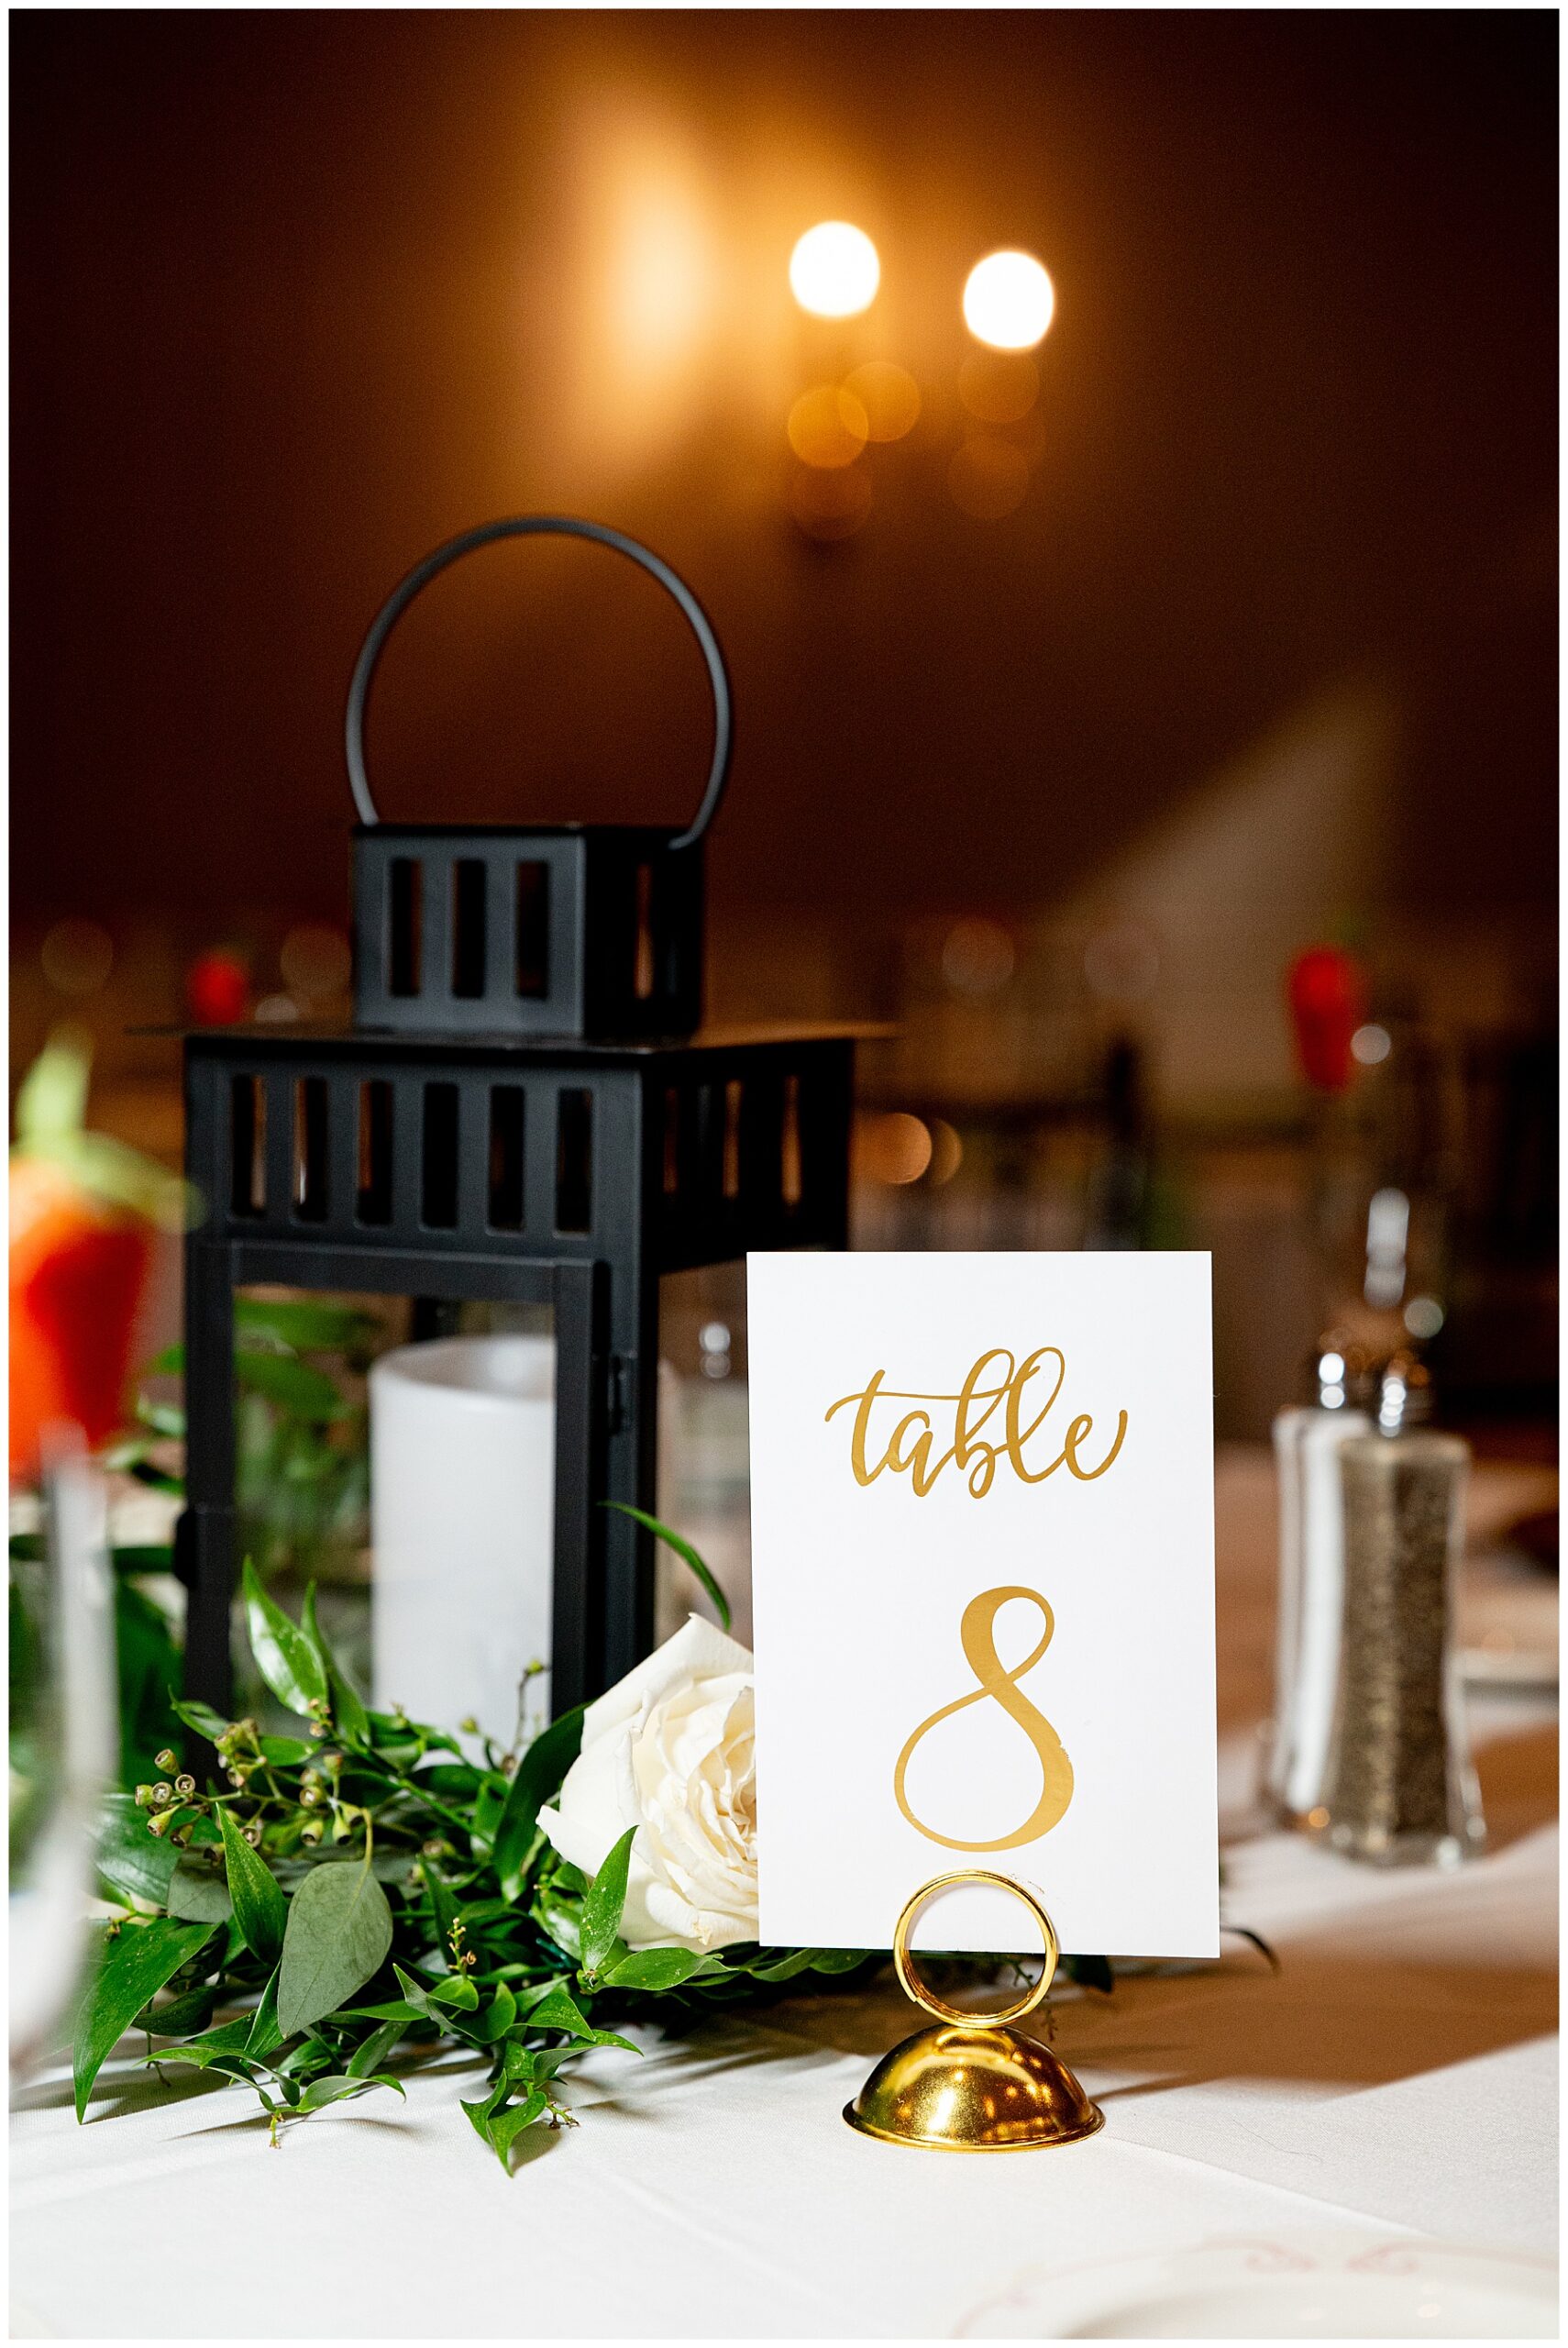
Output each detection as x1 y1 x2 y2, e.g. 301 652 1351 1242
11 9 1557 935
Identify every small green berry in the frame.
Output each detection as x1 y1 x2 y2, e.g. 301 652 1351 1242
155 1748 178 1773
173 1774 196 1799
151 1781 172 1806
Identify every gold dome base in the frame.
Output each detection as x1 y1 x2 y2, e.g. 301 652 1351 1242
843 2021 1105 2153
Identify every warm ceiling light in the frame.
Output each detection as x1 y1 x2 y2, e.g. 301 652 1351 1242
790 221 880 317
962 249 1055 350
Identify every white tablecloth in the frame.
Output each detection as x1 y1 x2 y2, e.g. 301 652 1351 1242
11 1454 1558 2339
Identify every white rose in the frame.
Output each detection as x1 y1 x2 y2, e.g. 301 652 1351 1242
538 1615 757 1952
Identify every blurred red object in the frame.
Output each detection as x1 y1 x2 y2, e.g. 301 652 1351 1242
186 947 249 1025
1287 945 1366 1092
11 1157 153 1477
9 1032 182 1482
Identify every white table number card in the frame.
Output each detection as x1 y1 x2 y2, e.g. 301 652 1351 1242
747 1251 1218 1957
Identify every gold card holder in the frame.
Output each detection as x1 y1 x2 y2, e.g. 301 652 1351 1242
844 1868 1105 2152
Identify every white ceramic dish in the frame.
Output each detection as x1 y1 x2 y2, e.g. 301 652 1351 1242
955 2232 1558 2339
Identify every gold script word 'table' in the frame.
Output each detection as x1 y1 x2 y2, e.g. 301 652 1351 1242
894 1586 1074 1851
826 1347 1128 1498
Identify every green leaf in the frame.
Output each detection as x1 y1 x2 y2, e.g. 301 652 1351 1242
277 1859 393 2037
218 1805 289 1965
169 1695 232 1743
174 2013 256 2060
330 1663 370 1747
603 1502 732 1633
428 1973 480 2011
346 2019 407 2077
292 2071 404 2116
135 1984 216 2038
257 1736 313 1765
242 1559 328 1715
469 1983 518 2042
603 1945 703 1992
73 1920 215 2119
527 1984 638 2053
419 1856 458 1954
460 2076 509 2139
236 1296 378 1352
245 1968 284 2058
487 2088 548 2168
167 1859 234 1924
493 1705 584 1894
94 1795 178 1909
579 1827 636 1977
236 1349 350 1422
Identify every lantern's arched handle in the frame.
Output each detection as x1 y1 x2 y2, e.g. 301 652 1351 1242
345 515 732 850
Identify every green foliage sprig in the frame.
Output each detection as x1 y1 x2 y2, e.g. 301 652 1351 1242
75 1560 873 2169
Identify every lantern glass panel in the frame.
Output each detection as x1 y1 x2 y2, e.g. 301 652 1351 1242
655 1264 753 1650
223 1287 558 1752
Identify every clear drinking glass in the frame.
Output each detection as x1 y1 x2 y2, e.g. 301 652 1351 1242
9 1439 117 2076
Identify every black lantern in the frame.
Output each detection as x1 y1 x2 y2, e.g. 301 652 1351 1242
175 517 863 1716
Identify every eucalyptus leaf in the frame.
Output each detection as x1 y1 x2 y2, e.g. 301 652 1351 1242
218 1806 288 1965
73 1919 215 2119
95 1795 178 1909
579 1827 636 1977
242 1559 328 1715
493 1705 584 1895
277 1860 392 2037
167 1859 234 1925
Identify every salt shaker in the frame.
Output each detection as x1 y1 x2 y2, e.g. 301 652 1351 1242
1265 1340 1373 1822
1319 1357 1485 1865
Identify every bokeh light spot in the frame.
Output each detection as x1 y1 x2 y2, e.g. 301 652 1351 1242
947 436 1031 520
790 222 879 318
844 360 921 442
281 923 351 1002
928 1118 964 1186
856 1111 933 1186
40 918 113 997
963 249 1055 349
788 384 870 469
941 919 1015 997
1352 1023 1392 1066
957 350 1039 425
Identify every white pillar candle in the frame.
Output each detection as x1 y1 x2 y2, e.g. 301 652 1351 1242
369 1335 555 1745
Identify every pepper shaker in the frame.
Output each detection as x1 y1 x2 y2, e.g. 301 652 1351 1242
1319 1357 1485 1865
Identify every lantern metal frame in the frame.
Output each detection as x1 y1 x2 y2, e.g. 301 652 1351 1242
173 517 872 1718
